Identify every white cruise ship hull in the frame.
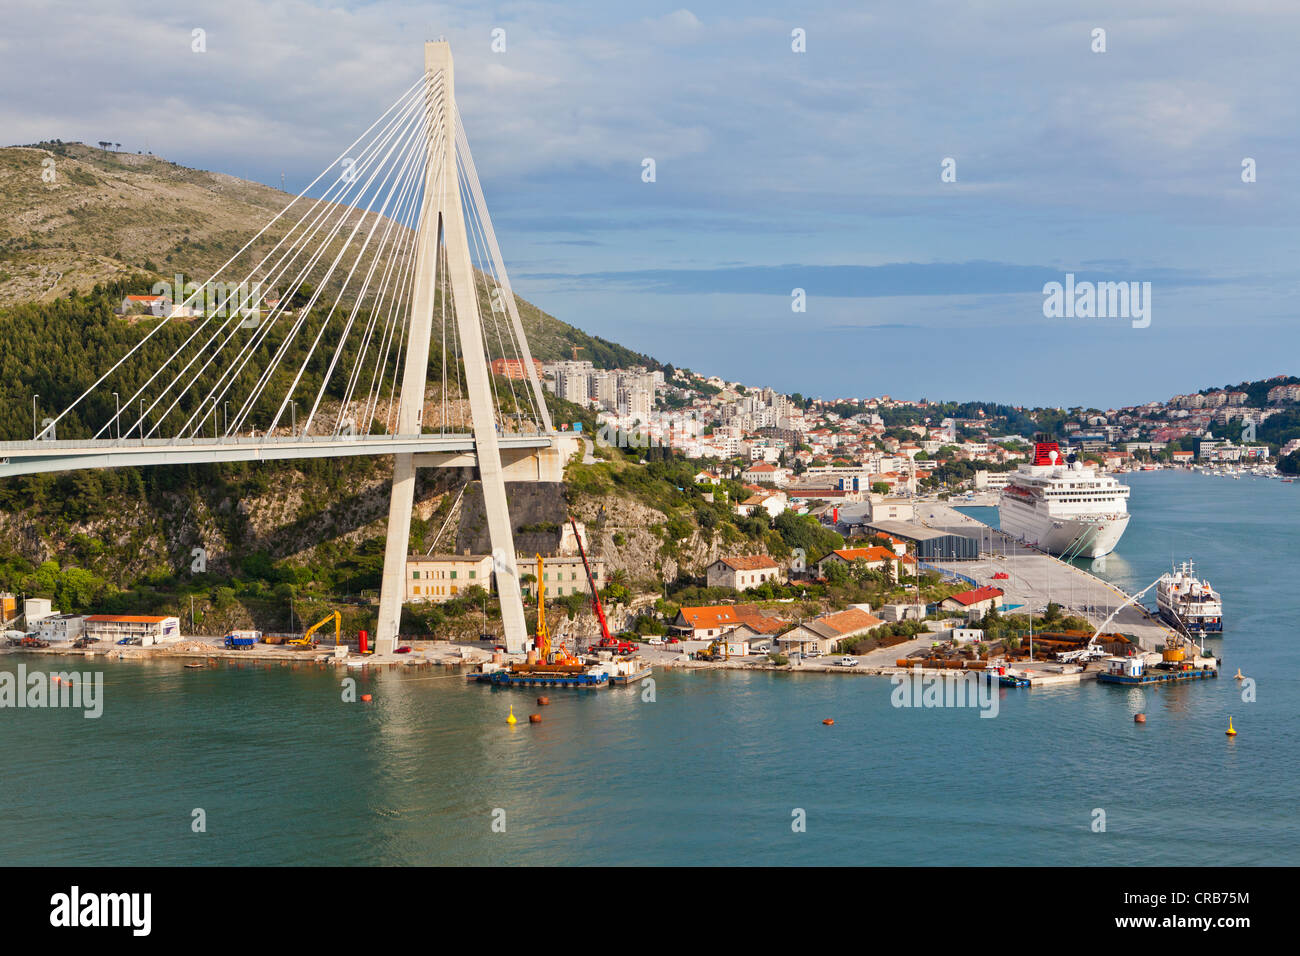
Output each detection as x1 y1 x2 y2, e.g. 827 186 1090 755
999 501 1130 558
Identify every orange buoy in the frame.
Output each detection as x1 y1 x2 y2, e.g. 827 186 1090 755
1134 713 1146 723
361 694 373 702
529 714 542 723
822 718 835 726
537 696 551 706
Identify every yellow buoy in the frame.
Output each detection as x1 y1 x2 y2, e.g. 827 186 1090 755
507 705 517 726
1226 716 1237 737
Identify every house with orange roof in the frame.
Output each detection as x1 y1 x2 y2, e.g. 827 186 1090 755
669 605 742 640
741 461 789 486
938 586 1004 616
776 607 884 657
733 490 788 520
816 545 915 579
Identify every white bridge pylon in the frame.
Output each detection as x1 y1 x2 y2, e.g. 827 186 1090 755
0 41 560 654
376 40 542 655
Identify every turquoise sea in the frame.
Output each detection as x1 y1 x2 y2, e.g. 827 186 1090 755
1 471 1296 865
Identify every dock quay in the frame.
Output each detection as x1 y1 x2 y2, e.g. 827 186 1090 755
0 635 496 669
912 501 1183 654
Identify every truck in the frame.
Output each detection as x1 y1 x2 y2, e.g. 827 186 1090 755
224 633 258 650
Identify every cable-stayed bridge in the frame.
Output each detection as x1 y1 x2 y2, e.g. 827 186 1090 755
0 41 575 654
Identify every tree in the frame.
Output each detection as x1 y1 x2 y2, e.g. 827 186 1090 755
870 481 890 495
823 559 849 586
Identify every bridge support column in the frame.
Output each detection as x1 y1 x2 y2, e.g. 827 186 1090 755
375 39 528 655
376 453 417 654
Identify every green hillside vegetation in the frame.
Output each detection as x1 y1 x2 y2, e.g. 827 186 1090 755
0 141 657 370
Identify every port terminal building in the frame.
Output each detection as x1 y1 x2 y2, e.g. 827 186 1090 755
863 520 980 561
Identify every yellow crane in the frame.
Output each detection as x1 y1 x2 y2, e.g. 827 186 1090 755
289 611 340 647
535 553 550 659
532 554 578 666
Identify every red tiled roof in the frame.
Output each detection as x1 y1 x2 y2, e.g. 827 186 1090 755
714 555 779 571
677 606 740 629
944 586 1004 606
731 605 790 634
827 546 908 564
817 607 884 635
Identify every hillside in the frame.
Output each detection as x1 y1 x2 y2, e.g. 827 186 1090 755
0 140 656 368
0 141 678 633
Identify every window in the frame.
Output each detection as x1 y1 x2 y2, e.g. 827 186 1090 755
451 571 458 580
412 571 419 579
469 570 476 579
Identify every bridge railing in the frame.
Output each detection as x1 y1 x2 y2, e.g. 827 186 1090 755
0 431 556 453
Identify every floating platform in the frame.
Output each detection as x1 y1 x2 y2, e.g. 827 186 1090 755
609 665 653 686
1097 667 1217 686
476 670 609 688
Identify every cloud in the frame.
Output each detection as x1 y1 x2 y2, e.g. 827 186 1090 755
520 260 1229 298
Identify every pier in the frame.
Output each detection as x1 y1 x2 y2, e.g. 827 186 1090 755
913 500 1181 653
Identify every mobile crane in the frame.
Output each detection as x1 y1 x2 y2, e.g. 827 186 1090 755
571 516 635 655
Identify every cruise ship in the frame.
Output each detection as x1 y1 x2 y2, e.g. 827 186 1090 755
1155 561 1223 636
997 442 1131 558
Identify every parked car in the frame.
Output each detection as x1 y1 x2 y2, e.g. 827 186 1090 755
992 572 1009 580
116 637 142 646
394 646 412 654
665 637 680 644
646 637 663 645
838 656 859 667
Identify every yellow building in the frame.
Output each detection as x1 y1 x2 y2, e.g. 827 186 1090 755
404 552 607 603
406 553 494 603
515 555 605 600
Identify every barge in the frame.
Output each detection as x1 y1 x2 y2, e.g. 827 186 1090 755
1096 650 1218 686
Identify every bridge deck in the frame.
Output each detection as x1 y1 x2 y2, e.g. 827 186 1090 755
0 433 556 477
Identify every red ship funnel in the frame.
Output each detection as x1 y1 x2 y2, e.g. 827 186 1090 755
1033 442 1061 466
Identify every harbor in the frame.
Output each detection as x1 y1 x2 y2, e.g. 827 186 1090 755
0 450 1291 869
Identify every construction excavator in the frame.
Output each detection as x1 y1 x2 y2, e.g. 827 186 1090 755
289 611 340 647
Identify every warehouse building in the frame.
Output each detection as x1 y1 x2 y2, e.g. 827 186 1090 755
83 615 181 645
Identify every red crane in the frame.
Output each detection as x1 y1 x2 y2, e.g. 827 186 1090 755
570 516 632 654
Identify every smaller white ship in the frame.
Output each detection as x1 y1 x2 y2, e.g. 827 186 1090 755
1155 561 1223 636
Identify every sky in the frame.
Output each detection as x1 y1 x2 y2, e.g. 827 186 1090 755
3 0 1299 408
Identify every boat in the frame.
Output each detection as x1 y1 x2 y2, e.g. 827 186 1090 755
1155 561 1223 636
998 673 1031 688
997 441 1131 558
1096 651 1218 686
